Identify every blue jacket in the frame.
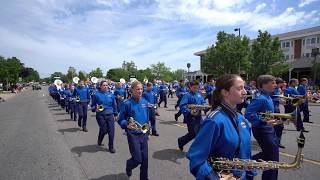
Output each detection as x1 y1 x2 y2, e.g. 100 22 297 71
179 91 206 116
142 90 157 105
204 84 215 95
245 91 274 131
297 84 307 96
118 98 150 134
114 87 127 99
159 84 169 94
187 103 254 180
48 86 57 94
176 85 188 98
91 90 117 116
74 86 90 103
284 86 299 97
152 84 160 95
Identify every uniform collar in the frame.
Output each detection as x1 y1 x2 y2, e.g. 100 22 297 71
220 101 237 119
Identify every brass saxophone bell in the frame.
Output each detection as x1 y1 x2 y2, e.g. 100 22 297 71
97 104 104 112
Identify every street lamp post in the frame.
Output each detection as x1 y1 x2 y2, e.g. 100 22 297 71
234 28 241 75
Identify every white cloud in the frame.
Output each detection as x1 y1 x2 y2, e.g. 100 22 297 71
298 0 319 7
254 3 266 13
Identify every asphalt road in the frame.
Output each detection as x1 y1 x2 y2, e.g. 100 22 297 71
0 88 319 180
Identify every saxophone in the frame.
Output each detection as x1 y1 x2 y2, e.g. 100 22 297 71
208 132 305 174
188 104 211 116
259 112 297 125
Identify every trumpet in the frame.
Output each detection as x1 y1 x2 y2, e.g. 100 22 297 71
75 96 80 102
96 104 104 112
274 95 306 106
259 112 296 125
208 131 305 178
128 117 150 134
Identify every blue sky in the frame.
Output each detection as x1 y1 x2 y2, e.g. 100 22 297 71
0 0 319 77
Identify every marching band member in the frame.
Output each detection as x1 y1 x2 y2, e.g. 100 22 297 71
174 80 188 121
177 80 206 151
91 80 118 153
142 82 159 136
158 81 168 108
118 81 150 180
245 75 279 180
74 80 90 132
187 74 255 180
297 78 312 123
272 78 286 149
65 84 77 121
114 82 127 113
284 79 308 132
63 84 70 113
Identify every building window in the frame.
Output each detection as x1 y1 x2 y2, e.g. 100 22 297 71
286 42 290 47
291 41 293 47
291 55 294 59
317 37 319 44
311 37 316 44
306 39 311 44
282 42 286 48
303 39 305 45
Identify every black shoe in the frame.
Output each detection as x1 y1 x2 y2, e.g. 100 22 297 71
304 121 313 123
178 139 183 151
126 167 132 177
174 114 178 121
156 112 160 116
279 144 286 149
78 123 81 127
152 132 159 136
97 141 103 146
164 106 168 108
302 129 309 133
83 128 88 132
109 148 116 154
175 106 178 110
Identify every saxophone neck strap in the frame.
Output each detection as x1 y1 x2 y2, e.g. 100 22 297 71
220 104 241 158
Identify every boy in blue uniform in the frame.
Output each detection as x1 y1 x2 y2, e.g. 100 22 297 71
74 80 90 132
187 74 255 180
114 82 127 113
297 78 312 123
158 82 168 108
284 79 308 132
65 84 77 121
174 80 188 121
91 80 118 153
118 81 150 180
272 78 286 149
177 80 207 151
245 75 279 180
142 82 159 136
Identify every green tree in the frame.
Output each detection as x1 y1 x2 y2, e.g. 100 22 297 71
249 30 288 79
172 69 186 80
203 31 250 77
20 67 40 82
150 62 172 81
88 67 104 78
66 66 77 83
78 71 87 81
50 72 66 83
136 68 154 82
106 68 129 81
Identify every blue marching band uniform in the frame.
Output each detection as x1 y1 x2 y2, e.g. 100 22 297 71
91 88 118 153
47 76 309 180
